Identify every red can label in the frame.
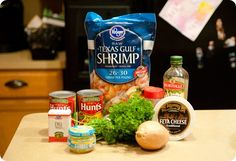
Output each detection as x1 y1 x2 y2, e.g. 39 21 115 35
49 91 76 125
77 89 104 124
49 98 75 112
163 81 184 90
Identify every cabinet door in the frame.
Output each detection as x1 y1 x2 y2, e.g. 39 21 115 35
0 98 49 156
0 69 63 156
0 70 63 98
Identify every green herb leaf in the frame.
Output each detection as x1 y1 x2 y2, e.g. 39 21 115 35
86 94 154 144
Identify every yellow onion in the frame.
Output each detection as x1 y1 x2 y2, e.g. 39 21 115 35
135 121 169 150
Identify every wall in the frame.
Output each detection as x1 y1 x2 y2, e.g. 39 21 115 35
22 0 63 25
22 0 42 25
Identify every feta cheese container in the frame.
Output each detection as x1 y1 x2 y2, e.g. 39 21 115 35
153 96 195 141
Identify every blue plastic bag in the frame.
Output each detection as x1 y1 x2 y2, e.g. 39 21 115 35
85 12 157 104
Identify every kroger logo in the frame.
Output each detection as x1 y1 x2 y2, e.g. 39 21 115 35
109 25 125 40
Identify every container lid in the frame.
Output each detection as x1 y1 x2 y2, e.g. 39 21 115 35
49 90 76 98
152 96 195 141
77 89 103 97
143 86 164 99
69 125 95 137
48 109 71 116
170 55 183 65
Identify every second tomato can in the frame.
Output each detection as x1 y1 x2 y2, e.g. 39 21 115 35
77 89 104 124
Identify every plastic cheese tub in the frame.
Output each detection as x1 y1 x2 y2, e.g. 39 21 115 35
152 96 195 141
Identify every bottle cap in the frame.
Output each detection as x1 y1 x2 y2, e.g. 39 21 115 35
143 86 164 99
170 55 183 65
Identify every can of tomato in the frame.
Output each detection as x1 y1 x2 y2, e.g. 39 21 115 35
49 90 77 125
77 89 104 124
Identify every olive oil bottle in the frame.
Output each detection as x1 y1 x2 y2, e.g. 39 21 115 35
163 55 189 99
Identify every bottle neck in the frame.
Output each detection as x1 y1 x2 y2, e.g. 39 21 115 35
171 63 182 67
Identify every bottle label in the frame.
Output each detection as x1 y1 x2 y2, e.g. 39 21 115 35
163 77 185 98
157 101 190 135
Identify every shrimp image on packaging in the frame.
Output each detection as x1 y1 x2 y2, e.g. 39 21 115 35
84 12 157 111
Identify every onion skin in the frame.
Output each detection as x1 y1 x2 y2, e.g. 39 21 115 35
135 121 169 150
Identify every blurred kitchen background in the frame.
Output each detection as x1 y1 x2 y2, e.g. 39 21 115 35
63 0 236 109
1 0 236 109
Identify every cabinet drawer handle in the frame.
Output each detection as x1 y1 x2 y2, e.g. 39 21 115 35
5 80 28 89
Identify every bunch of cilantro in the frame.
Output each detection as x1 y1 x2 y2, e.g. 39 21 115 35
86 94 154 144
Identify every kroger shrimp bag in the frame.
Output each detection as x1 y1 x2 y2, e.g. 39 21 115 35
84 12 157 109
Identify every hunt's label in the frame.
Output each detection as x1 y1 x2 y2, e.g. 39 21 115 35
49 91 77 126
77 89 104 124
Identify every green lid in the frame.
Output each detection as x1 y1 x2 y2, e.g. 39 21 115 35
170 55 183 65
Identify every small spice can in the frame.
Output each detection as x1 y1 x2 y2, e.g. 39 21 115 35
48 109 71 142
77 89 104 124
68 125 96 153
143 86 164 106
49 90 77 125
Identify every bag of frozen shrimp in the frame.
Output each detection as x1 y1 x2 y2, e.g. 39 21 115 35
84 12 157 112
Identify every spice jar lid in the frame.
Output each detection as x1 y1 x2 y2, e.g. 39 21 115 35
143 86 164 99
69 125 95 137
152 96 195 141
48 109 71 116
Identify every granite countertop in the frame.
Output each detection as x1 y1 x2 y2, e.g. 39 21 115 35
0 50 66 70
